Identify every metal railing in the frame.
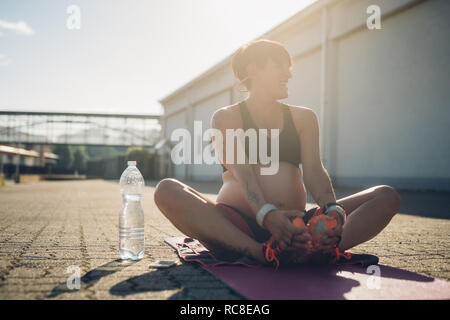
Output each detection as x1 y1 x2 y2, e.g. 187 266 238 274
0 111 161 147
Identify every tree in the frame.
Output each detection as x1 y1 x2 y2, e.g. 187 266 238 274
126 147 152 179
53 145 73 169
72 146 89 173
127 147 150 163
85 146 126 161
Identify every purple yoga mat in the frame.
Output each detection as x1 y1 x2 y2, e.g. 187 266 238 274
165 237 450 300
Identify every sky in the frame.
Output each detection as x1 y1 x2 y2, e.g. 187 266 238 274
0 0 317 115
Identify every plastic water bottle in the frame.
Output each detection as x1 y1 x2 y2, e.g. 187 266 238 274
119 161 145 260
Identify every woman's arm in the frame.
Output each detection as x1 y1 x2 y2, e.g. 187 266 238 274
297 109 339 208
297 108 344 251
211 108 266 216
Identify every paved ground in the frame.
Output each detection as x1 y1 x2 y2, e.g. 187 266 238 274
0 179 449 300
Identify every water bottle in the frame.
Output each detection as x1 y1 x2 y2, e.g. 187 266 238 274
119 161 145 260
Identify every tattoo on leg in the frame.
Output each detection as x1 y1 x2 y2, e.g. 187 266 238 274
246 182 260 207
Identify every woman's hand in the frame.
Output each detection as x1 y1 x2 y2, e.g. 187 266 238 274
264 210 312 251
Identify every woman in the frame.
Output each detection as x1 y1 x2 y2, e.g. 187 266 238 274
154 39 401 269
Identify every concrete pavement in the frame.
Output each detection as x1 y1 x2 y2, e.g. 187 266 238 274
0 179 449 299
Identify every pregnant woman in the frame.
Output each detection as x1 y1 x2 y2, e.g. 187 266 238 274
154 39 401 269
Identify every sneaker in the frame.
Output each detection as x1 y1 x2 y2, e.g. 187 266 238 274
261 237 284 271
303 208 342 265
329 248 379 267
329 247 352 264
307 211 338 247
262 217 306 271
306 247 351 265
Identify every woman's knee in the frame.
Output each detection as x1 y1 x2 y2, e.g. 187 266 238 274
154 178 182 207
374 185 401 212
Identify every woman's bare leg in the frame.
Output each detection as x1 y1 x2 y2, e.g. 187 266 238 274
336 185 401 251
154 178 266 263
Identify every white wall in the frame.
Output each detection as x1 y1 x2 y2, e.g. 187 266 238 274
164 89 231 181
285 49 322 115
160 0 450 190
333 0 450 190
165 110 187 179
190 91 230 181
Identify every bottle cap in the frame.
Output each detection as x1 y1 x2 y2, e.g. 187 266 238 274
127 161 136 166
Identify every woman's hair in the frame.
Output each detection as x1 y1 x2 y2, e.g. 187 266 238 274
231 38 293 90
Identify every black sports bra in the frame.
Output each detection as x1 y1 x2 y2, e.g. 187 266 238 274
222 100 302 171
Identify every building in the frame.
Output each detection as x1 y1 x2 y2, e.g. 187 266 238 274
158 0 450 191
0 144 58 169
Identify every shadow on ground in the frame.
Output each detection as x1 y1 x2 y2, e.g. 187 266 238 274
107 262 435 300
46 259 137 298
106 264 361 300
396 190 450 219
332 188 450 219
45 256 437 299
108 263 243 300
109 267 181 297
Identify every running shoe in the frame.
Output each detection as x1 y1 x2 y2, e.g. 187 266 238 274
306 209 338 247
329 247 352 264
329 248 379 267
261 237 284 271
312 248 379 267
306 247 351 265
262 216 306 271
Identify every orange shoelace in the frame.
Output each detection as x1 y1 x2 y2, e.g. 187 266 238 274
329 247 352 264
263 241 282 271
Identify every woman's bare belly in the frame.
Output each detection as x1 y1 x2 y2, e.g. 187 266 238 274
215 162 307 220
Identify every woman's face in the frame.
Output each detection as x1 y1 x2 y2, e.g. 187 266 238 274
250 58 292 99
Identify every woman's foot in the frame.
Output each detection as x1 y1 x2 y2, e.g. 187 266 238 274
307 208 344 253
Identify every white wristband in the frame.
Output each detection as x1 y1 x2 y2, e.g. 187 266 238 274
324 205 346 223
256 204 277 229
